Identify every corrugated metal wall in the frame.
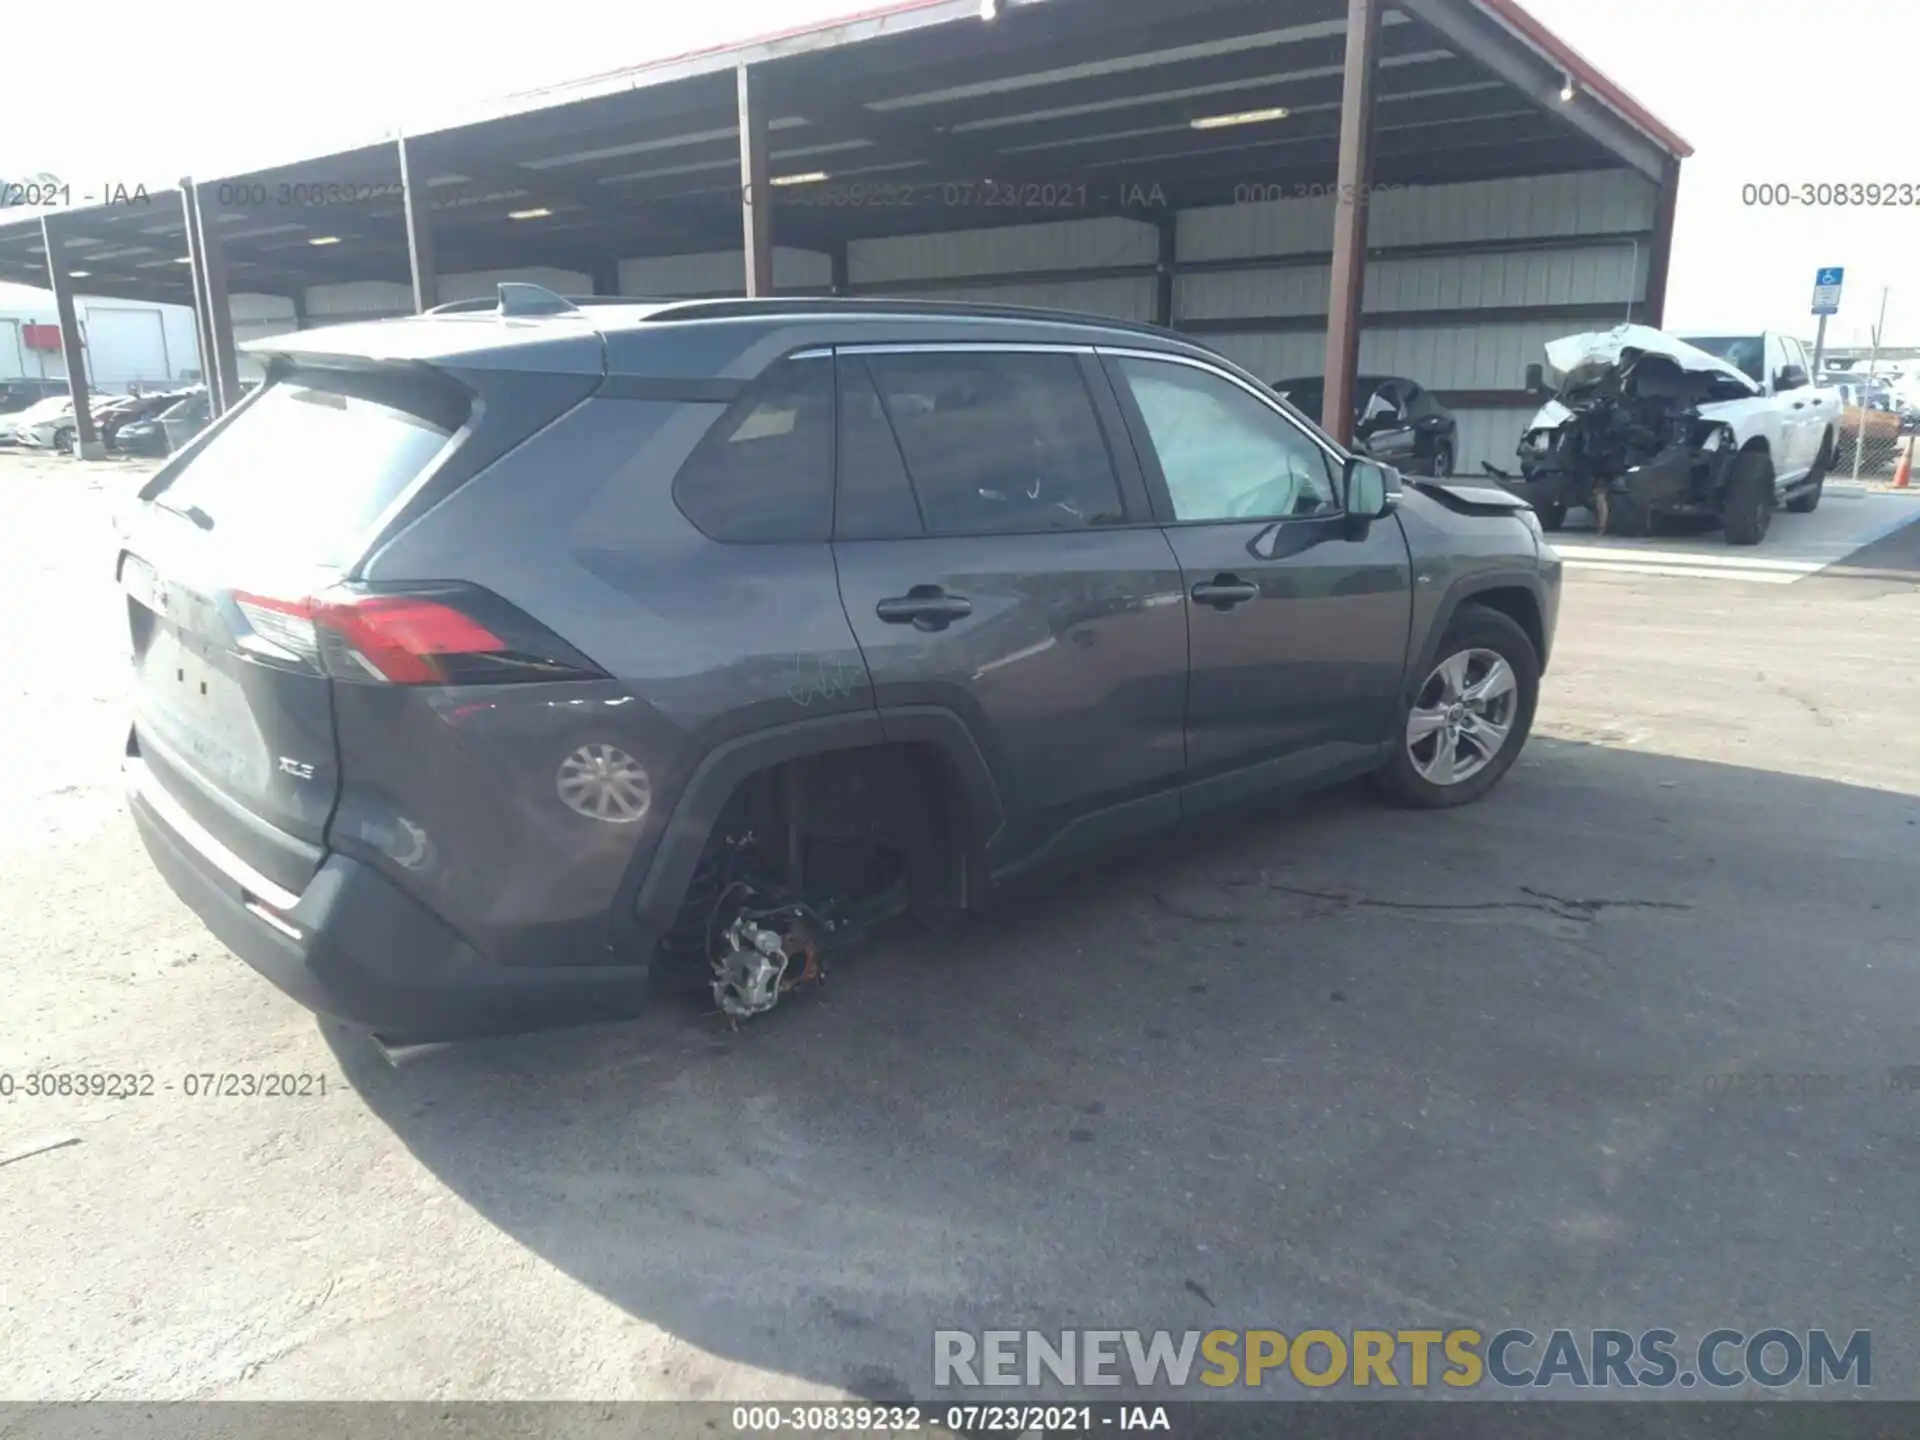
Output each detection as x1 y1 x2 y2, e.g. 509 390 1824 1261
619 248 830 296
1176 169 1657 473
260 168 1655 478
849 217 1160 321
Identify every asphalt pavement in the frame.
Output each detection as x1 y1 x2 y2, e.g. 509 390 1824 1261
1 449 1916 1406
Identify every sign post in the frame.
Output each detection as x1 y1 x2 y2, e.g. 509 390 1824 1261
1811 266 1844 376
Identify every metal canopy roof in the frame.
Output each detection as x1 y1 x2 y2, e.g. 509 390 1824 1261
0 0 1689 306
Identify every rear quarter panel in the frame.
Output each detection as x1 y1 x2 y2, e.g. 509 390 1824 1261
347 394 874 968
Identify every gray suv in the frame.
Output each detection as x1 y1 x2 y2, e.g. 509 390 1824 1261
121 290 1561 1042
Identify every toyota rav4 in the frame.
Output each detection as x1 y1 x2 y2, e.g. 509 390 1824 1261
121 289 1561 1042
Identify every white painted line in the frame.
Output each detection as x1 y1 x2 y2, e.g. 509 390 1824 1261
1564 560 1800 585
1552 544 1824 574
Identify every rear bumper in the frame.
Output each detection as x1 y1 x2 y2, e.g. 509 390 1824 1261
129 761 652 1041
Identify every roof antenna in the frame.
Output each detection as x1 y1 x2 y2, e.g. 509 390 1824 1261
497 282 580 317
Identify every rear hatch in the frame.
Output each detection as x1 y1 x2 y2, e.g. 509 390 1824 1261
121 365 473 898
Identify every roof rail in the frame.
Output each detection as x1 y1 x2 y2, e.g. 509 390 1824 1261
640 295 1180 340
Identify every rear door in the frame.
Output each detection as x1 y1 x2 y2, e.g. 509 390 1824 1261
120 367 468 897
1100 349 1413 815
830 344 1190 869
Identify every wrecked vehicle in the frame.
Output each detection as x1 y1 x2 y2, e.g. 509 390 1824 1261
119 287 1561 1044
1494 325 1838 544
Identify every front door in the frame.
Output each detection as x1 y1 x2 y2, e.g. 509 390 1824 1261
1100 351 1414 816
830 346 1191 869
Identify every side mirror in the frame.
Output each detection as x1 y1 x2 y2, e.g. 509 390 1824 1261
1524 363 1551 398
1775 365 1807 393
1343 454 1396 523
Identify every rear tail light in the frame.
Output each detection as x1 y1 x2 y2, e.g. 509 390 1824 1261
232 583 605 686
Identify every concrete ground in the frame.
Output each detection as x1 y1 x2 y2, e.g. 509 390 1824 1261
2 446 1917 1404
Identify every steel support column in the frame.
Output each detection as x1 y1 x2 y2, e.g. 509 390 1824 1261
828 240 849 297
737 62 774 297
1320 0 1383 446
184 179 241 415
399 137 439 312
179 180 218 398
591 257 622 297
1641 158 1681 328
38 214 103 461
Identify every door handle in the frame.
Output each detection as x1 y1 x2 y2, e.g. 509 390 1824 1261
1190 574 1261 610
876 585 973 631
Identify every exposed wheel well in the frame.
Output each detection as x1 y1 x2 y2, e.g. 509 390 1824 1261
1461 587 1545 670
650 739 987 1004
682 741 982 923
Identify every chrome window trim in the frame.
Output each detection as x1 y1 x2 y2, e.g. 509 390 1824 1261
831 342 1099 356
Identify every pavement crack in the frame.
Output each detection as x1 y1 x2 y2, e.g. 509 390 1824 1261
0 1134 81 1169
1514 886 1691 917
1154 879 1690 926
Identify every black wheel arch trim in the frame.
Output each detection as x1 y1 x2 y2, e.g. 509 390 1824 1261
630 705 1007 935
1411 569 1550 692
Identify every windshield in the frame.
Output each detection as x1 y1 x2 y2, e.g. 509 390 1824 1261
1679 335 1765 383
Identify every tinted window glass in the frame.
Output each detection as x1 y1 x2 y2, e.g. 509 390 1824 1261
152 371 463 569
834 357 925 540
674 356 834 543
862 351 1124 534
1114 356 1338 522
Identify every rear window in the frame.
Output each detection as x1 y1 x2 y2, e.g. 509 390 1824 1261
151 369 465 569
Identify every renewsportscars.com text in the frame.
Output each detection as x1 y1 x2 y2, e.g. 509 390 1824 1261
934 1327 1871 1391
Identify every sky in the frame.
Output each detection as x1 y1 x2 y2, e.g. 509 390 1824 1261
3 0 1917 346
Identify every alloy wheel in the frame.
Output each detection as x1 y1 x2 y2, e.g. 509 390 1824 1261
1406 648 1518 786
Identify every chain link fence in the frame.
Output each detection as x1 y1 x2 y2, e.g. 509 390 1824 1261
1829 392 1909 478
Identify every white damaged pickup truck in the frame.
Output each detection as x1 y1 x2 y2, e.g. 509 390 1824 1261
1496 325 1840 545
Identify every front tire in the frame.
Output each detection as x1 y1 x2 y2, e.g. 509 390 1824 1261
1534 502 1567 532
1377 606 1540 810
1429 442 1453 478
1721 450 1775 546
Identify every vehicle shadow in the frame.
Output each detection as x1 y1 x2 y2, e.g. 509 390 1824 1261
323 738 1920 1404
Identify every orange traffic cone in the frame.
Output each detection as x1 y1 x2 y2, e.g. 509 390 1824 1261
1895 440 1913 490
